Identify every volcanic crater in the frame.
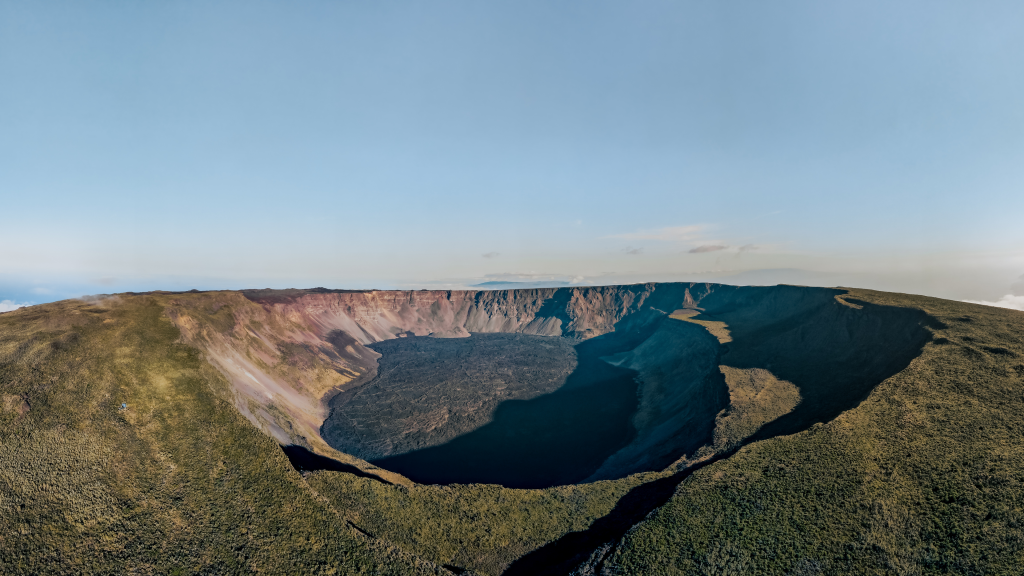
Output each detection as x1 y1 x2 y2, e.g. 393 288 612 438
13 280 1008 575
224 283 935 489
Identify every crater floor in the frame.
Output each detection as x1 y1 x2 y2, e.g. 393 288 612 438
323 333 642 488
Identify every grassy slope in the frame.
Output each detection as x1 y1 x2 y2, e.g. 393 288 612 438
308 470 660 576
602 289 1024 575
0 295 445 575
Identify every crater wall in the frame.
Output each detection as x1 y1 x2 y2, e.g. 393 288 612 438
166 283 933 487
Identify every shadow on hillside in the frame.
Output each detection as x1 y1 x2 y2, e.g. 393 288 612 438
503 455 731 576
705 294 937 443
502 287 937 575
280 445 392 484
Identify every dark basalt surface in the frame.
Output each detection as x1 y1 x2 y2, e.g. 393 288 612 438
323 333 579 460
371 370 639 487
324 332 646 488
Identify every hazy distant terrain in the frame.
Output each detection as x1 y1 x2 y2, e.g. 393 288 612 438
1 283 1022 574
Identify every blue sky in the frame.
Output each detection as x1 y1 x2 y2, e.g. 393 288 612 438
3 1 1024 310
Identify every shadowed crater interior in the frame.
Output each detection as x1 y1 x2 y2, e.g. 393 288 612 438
323 332 643 488
319 285 936 493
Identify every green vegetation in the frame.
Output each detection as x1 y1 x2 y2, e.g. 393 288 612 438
309 471 657 575
0 296 445 575
602 289 1024 575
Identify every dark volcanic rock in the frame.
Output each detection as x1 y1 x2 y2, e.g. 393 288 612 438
322 333 578 460
368 329 644 488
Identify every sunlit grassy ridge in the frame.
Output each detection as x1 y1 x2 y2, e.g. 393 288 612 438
309 469 663 576
0 296 445 575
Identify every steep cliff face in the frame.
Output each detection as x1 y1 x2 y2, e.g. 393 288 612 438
165 292 378 474
240 284 661 343
163 285 682 478
589 318 726 480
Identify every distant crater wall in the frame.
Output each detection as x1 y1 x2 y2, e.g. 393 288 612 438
241 284 668 343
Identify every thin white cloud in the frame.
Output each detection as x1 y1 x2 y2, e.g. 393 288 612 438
472 272 593 286
689 243 762 255
689 245 728 254
963 295 1024 311
481 272 564 281
482 252 500 259
608 225 705 242
0 300 32 313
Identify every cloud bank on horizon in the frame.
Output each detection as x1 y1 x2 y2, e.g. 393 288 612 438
0 300 32 313
963 295 1024 312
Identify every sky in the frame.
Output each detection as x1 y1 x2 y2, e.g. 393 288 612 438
3 1 1024 311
